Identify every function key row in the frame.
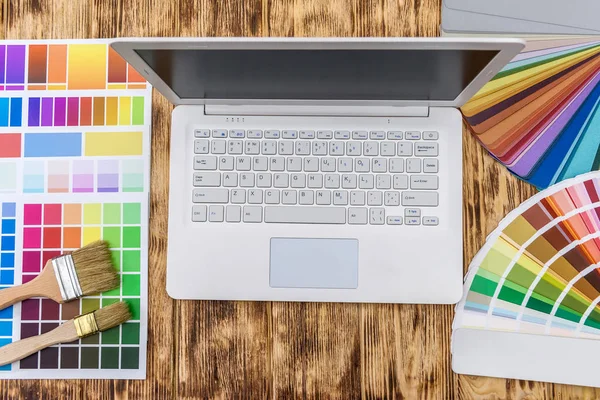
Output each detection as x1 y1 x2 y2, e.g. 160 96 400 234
194 129 438 140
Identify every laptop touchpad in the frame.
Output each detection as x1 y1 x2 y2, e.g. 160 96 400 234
269 238 358 289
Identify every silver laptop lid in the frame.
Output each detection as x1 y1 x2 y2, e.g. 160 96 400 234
111 38 524 108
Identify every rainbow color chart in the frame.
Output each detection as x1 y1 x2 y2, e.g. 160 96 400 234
0 40 151 379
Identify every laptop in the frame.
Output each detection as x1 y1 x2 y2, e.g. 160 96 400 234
112 38 524 304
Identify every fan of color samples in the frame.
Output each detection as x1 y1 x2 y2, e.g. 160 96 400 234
453 171 600 339
461 36 600 189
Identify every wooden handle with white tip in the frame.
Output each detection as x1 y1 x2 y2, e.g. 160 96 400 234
0 321 78 366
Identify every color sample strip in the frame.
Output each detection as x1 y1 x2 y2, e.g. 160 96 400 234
97 161 119 193
5 45 25 90
0 163 17 193
28 45 47 85
108 48 127 83
85 132 142 156
0 134 21 158
47 45 67 89
48 161 69 193
0 98 22 127
24 133 82 157
122 160 144 192
72 161 94 193
23 161 45 193
0 203 16 371
0 45 5 86
68 44 107 90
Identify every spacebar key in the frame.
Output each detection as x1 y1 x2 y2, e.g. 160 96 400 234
265 207 346 224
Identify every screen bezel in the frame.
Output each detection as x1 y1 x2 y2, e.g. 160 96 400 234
111 37 524 108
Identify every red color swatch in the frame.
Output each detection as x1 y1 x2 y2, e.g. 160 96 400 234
43 204 62 225
0 134 21 158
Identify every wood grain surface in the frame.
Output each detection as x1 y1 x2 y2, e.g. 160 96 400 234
1 0 600 398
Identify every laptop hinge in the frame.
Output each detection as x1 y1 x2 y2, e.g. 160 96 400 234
204 104 429 117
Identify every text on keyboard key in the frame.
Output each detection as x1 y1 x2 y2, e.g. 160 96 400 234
192 188 229 203
265 206 346 224
410 175 438 190
402 191 438 207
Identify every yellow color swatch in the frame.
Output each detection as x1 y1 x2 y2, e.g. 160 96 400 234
68 44 107 90
83 203 101 224
106 97 118 126
119 97 131 125
83 227 102 245
85 131 143 156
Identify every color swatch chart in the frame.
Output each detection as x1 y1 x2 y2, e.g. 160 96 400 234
462 37 600 189
0 40 151 379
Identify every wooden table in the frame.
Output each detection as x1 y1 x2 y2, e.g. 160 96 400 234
2 0 599 398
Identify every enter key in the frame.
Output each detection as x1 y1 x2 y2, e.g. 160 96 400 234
410 175 438 190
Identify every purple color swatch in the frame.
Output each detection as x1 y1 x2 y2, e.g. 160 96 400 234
41 97 53 127
97 174 119 192
54 97 66 126
0 45 5 84
28 98 40 126
6 45 25 84
73 174 94 192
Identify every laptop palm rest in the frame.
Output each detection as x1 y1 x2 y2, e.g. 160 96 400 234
269 238 358 289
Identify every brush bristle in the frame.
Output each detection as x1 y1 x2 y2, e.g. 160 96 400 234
93 302 132 331
71 240 120 295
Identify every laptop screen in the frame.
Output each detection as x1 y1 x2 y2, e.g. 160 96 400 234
135 49 499 101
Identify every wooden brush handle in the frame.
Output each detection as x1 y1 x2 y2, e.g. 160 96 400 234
0 320 78 366
0 262 63 310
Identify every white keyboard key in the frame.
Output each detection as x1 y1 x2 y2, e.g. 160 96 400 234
342 174 357 189
355 158 370 172
287 157 303 172
248 189 263 204
236 156 251 171
245 140 260 155
380 142 395 156
376 175 391 189
321 157 336 172
262 141 277 155
279 141 294 155
222 172 238 187
423 131 439 140
387 216 403 225
192 205 207 222
411 175 438 190
231 189 246 204
423 159 439 173
226 205 241 222
265 130 280 139
335 130 350 139
282 130 298 139
274 173 289 188
291 173 306 188
329 141 345 156
308 174 323 188
364 142 378 156
313 141 328 155
194 139 209 154
325 174 340 189
350 191 365 205
270 157 285 171
387 131 403 140
370 208 385 225
229 129 245 138
212 129 227 138
299 190 314 205
296 141 311 155
405 131 421 140
370 131 385 140
415 143 438 157
423 216 439 226
338 158 353 172
348 208 368 224
316 190 331 205
219 156 234 171
359 174 374 189
240 173 255 188
402 191 439 207
194 129 210 138
211 140 226 154
253 156 268 171
352 131 368 140
372 158 387 173
247 130 263 138
406 159 421 173
333 190 348 205
265 189 280 204
209 205 224 222
406 217 420 225
193 172 221 187
384 191 400 206
194 156 217 170
405 208 421 217
393 175 409 189
282 190 298 204
299 130 315 139
257 173 272 187
243 206 262 222
389 158 404 173
346 142 361 156
265 206 345 224
397 142 413 156
304 157 319 172
367 191 383 206
317 130 333 139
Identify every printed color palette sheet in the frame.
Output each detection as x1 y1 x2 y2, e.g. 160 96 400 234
0 40 150 379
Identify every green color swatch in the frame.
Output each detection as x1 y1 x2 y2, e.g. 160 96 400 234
132 97 144 125
122 250 140 272
123 227 141 248
123 274 140 296
123 203 141 224
103 203 121 224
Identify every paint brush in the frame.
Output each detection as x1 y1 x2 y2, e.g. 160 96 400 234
0 240 119 310
0 302 131 366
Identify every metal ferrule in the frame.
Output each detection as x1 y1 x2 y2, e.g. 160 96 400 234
51 254 83 302
73 312 99 338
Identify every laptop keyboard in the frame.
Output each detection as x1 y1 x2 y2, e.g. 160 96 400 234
191 129 440 225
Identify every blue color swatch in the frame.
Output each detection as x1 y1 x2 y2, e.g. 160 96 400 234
0 98 22 127
24 132 82 157
0 202 15 370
